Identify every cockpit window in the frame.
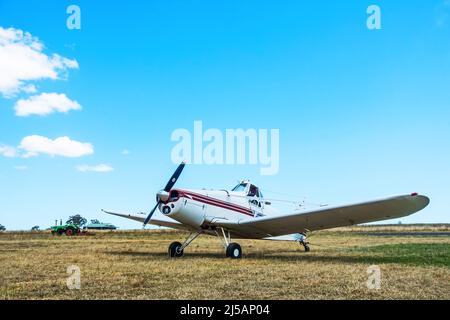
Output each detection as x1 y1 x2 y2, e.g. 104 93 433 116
248 184 259 197
232 183 247 192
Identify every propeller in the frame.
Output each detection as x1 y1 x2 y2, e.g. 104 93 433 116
143 162 186 227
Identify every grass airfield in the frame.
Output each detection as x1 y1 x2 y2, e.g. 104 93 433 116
0 225 449 300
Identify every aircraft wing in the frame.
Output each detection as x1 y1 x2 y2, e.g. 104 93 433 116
213 194 430 239
101 209 191 231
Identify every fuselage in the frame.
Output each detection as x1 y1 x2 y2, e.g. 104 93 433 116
152 181 302 241
158 185 280 230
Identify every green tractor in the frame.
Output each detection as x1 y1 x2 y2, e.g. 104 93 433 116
50 224 81 236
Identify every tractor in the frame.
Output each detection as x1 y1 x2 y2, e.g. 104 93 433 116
50 224 81 236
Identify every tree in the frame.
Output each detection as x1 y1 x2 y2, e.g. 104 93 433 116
31 226 40 231
90 219 100 224
0 224 5 231
66 214 87 227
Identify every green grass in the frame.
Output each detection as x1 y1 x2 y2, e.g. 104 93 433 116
351 243 450 268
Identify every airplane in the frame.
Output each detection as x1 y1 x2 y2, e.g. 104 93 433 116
102 162 430 259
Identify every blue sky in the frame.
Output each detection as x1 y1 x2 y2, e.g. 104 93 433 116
0 0 449 230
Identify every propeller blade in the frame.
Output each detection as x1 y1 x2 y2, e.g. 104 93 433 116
143 202 160 227
143 162 186 227
163 162 185 192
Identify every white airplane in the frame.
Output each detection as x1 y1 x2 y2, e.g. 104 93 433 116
102 162 430 259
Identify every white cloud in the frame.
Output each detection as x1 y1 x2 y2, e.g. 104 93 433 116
0 144 17 157
13 165 28 171
15 92 81 116
1 136 94 158
0 26 78 97
122 149 131 155
77 164 114 173
19 135 93 158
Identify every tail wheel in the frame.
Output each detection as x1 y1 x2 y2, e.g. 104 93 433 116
226 243 242 259
65 229 73 236
168 241 184 258
300 241 310 252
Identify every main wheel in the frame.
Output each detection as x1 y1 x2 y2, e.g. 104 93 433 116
65 229 73 236
303 243 310 252
226 243 242 259
168 241 184 258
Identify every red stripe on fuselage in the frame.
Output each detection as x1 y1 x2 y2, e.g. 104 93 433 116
177 190 254 217
182 190 252 212
183 191 252 212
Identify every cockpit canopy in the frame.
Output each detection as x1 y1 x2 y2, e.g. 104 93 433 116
231 183 247 192
231 182 263 198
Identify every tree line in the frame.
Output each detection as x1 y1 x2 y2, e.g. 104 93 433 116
0 214 105 231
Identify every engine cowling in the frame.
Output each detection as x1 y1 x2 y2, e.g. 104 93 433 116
159 199 205 228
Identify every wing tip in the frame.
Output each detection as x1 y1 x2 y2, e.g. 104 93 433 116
408 193 430 211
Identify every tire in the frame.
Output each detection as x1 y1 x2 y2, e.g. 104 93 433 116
65 229 73 236
226 243 242 259
168 241 184 258
304 244 310 252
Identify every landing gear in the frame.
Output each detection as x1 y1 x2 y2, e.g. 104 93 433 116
168 241 184 257
215 228 243 259
302 242 310 252
299 233 310 252
226 243 242 259
167 228 243 259
168 231 202 258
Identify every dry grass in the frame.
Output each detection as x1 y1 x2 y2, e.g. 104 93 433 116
0 226 449 300
332 224 450 233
